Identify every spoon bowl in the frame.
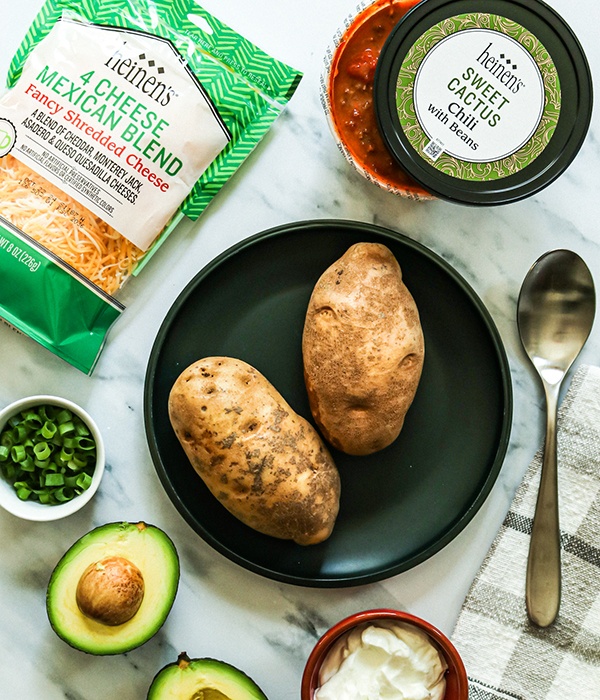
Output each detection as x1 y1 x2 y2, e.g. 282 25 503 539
517 249 595 627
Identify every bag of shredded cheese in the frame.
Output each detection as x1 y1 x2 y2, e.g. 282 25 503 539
0 0 301 373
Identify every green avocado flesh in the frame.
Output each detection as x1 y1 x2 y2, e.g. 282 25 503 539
46 521 179 655
147 655 268 700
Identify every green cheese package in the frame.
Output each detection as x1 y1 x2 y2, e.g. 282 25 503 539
0 0 301 373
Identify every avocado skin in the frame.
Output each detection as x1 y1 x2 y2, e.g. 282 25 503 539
147 653 268 699
46 521 180 655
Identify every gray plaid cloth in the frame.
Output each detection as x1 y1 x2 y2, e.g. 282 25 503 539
451 364 600 700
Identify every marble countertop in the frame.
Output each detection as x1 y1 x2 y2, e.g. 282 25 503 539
1 0 599 697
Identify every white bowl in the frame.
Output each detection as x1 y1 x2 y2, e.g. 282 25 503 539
0 395 105 521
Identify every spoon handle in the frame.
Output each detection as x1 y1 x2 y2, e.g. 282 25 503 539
526 380 561 627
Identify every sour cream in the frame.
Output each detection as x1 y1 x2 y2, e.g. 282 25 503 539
315 620 447 700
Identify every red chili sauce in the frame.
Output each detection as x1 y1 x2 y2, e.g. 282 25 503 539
329 0 426 195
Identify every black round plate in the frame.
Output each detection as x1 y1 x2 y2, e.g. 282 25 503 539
144 220 512 586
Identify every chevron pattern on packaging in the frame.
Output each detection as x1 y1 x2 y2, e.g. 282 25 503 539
7 0 302 221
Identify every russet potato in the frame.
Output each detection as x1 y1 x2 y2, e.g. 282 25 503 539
168 357 340 545
302 242 424 456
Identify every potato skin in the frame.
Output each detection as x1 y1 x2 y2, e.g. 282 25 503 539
302 242 424 456
168 357 340 545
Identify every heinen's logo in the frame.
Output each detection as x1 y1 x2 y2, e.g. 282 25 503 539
476 42 525 94
105 43 178 106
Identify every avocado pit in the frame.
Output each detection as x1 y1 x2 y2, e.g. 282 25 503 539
76 555 145 626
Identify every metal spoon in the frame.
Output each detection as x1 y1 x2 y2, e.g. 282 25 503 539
517 249 595 627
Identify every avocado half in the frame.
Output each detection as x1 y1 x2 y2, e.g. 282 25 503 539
147 653 268 699
46 521 180 655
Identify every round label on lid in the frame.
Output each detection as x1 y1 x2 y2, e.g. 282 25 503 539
396 13 560 181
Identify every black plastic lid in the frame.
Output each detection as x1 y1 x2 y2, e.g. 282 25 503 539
374 0 593 205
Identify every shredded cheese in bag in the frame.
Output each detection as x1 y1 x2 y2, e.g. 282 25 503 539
0 155 142 295
0 0 301 373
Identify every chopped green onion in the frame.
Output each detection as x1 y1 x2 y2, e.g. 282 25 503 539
55 409 72 425
33 441 52 460
11 444 26 463
54 487 74 502
0 403 97 506
58 421 75 437
41 421 57 439
12 424 27 443
16 486 32 501
20 458 35 472
58 447 74 463
23 413 42 430
3 463 16 480
75 472 93 491
44 473 64 487
75 422 90 437
76 437 96 451
68 454 87 468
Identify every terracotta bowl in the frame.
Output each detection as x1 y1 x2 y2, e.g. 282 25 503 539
301 608 469 700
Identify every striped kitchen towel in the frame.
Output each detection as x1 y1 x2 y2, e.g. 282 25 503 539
452 364 600 700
